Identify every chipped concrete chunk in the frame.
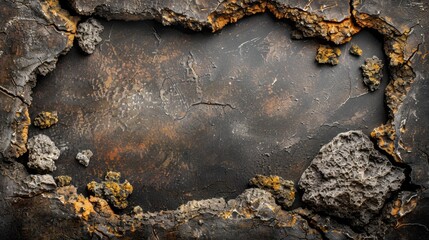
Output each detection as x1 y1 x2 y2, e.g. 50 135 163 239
55 175 72 187
33 111 58 129
361 56 384 91
249 175 295 208
299 130 405 226
27 134 60 173
315 45 341 65
17 174 57 197
349 44 362 56
76 149 93 167
76 18 104 54
87 171 133 209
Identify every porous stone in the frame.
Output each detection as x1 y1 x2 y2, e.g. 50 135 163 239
55 175 72 187
75 149 93 167
33 111 58 129
27 134 60 173
361 56 384 91
249 175 295 208
76 18 104 54
315 45 341 65
349 44 362 56
87 171 133 209
299 130 405 226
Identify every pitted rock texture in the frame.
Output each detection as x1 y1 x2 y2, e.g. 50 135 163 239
87 171 133 209
76 18 104 54
362 56 384 91
75 149 93 167
33 111 58 129
315 45 341 65
299 130 405 226
249 175 295 208
27 134 60 173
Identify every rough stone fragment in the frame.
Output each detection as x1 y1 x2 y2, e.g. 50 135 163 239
249 175 295 208
76 18 104 54
299 130 405 226
27 134 60 173
17 174 57 197
55 175 72 187
36 59 58 76
223 188 280 221
349 44 362 56
75 149 93 167
87 171 133 209
361 56 384 91
315 45 341 65
33 111 59 129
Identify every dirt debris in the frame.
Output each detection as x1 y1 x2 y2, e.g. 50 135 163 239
315 45 341 65
33 111 59 129
87 171 133 209
349 44 362 56
55 175 72 187
362 56 384 91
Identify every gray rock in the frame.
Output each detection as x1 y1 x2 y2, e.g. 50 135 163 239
27 134 60 173
299 130 405 226
76 18 104 54
16 174 57 197
76 149 93 167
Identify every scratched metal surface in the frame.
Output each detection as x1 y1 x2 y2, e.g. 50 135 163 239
29 14 388 211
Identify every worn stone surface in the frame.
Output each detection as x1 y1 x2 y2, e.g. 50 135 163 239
27 134 60 173
16 174 57 197
0 0 78 160
87 171 133 209
76 18 104 54
361 56 384 91
249 174 295 208
315 45 341 65
75 149 93 167
299 130 405 225
0 0 428 239
33 111 58 129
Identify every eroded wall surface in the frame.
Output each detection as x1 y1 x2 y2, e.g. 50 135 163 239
0 0 428 239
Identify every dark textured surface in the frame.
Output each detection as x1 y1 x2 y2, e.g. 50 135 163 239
29 16 388 211
0 0 428 239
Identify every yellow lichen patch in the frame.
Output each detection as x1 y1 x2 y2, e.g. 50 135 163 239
33 111 58 129
371 123 400 162
349 44 363 56
315 45 341 65
208 1 267 32
8 106 31 158
55 175 72 187
87 172 133 209
40 0 80 49
268 3 360 44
